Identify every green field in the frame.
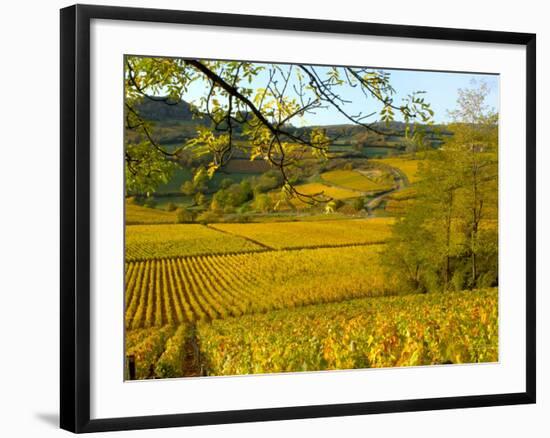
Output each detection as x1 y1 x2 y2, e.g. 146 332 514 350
155 167 193 194
270 182 361 210
156 166 255 195
293 182 361 199
321 169 394 192
371 157 424 183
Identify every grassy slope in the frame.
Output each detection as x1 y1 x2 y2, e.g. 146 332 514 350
371 157 424 183
156 167 255 195
321 169 393 192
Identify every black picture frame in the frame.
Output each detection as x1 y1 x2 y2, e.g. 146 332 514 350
60 4 536 433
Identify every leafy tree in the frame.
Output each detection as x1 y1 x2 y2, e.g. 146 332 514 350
192 166 209 193
219 178 234 190
447 82 498 287
165 202 177 212
194 192 207 207
180 180 195 196
252 170 283 194
325 199 344 214
211 180 253 211
239 179 253 199
180 165 210 196
383 205 436 293
195 210 220 224
125 141 175 195
143 196 157 208
176 208 194 223
384 82 498 292
125 57 434 200
252 193 274 213
352 197 365 211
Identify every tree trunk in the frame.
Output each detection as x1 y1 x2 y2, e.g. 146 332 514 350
444 190 454 291
470 143 479 290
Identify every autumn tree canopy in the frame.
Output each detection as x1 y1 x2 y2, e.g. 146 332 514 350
383 82 498 293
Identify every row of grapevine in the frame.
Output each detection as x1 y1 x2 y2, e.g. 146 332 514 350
124 245 396 329
125 324 200 379
126 325 176 379
154 324 192 378
125 288 498 379
126 224 263 261
210 217 394 250
196 288 498 376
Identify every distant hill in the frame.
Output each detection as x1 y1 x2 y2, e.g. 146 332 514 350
128 99 451 149
127 99 208 145
134 98 196 121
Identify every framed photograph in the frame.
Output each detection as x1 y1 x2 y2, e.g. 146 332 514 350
60 4 536 433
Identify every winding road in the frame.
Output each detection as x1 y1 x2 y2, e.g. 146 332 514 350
365 165 409 214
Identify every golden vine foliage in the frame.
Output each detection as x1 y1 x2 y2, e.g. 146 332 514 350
125 224 263 261
125 245 394 329
197 289 498 375
126 325 176 379
154 324 191 378
210 218 394 250
124 288 497 379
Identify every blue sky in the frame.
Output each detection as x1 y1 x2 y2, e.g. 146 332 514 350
384 69 499 124
180 61 499 126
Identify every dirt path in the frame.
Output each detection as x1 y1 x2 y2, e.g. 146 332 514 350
181 325 205 377
365 166 409 214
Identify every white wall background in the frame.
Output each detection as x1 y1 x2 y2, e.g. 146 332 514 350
0 0 546 436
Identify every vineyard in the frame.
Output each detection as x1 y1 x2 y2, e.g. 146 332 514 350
210 218 394 250
272 182 360 209
371 157 424 183
124 154 498 380
125 288 498 378
126 224 264 260
199 288 498 374
125 245 395 329
124 181 499 380
126 202 176 225
121 61 500 382
321 169 394 192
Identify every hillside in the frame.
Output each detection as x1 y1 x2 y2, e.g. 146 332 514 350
126 98 451 150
